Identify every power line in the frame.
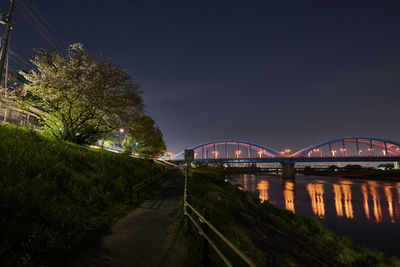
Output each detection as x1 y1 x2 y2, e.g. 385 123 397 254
15 3 62 51
23 0 66 48
15 0 64 52
14 4 56 50
8 48 32 68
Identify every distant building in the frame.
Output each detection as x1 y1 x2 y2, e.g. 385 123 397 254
0 86 42 129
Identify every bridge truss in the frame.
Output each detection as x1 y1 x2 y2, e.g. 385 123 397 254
171 137 400 164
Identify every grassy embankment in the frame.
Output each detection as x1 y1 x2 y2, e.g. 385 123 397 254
178 168 400 266
0 125 162 266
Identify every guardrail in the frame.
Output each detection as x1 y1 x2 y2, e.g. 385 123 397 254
183 164 256 267
129 165 168 201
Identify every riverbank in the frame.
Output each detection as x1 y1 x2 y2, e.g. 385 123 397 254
208 164 400 182
178 169 400 266
298 169 400 181
0 125 162 266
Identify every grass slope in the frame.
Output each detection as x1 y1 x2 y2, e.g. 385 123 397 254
179 169 400 266
0 125 161 266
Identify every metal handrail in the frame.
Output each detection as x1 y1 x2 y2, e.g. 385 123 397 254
132 168 167 192
183 166 256 267
184 201 256 266
185 210 233 267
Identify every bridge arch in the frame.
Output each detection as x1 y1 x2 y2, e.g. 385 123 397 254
291 137 400 157
172 140 282 159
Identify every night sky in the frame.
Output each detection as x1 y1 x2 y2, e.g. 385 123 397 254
2 0 400 153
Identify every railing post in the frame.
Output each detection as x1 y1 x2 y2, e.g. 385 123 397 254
186 194 192 235
203 208 210 266
186 163 190 186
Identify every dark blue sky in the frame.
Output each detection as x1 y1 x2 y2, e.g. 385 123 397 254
2 0 400 153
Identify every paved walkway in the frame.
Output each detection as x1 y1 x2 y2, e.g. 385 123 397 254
77 171 183 267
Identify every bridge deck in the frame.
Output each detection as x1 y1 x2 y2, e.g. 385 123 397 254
170 156 400 165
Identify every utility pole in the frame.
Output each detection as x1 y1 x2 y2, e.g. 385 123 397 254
0 0 16 87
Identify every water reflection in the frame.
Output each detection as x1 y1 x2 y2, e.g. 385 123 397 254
283 180 295 213
332 181 354 219
248 175 400 224
368 181 383 223
243 174 249 190
341 182 354 219
384 186 394 222
361 184 370 220
237 174 400 257
396 185 400 221
306 183 325 218
244 174 257 192
333 184 344 217
257 180 269 203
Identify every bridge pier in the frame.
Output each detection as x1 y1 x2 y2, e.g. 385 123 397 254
395 162 400 170
281 162 296 179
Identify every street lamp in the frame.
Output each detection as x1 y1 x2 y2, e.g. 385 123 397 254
235 150 241 158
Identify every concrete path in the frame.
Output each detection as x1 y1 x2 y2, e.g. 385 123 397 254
76 171 184 267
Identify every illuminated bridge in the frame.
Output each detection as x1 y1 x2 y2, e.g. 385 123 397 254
170 137 400 178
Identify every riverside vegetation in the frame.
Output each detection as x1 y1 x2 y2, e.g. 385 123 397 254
0 125 162 266
178 168 400 266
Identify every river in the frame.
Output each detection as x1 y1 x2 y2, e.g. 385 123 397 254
233 174 400 257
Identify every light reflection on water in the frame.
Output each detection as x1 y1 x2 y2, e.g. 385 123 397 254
361 184 370 220
369 182 383 223
234 174 400 256
283 181 295 213
384 186 395 222
334 182 354 219
257 180 269 203
306 183 325 218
